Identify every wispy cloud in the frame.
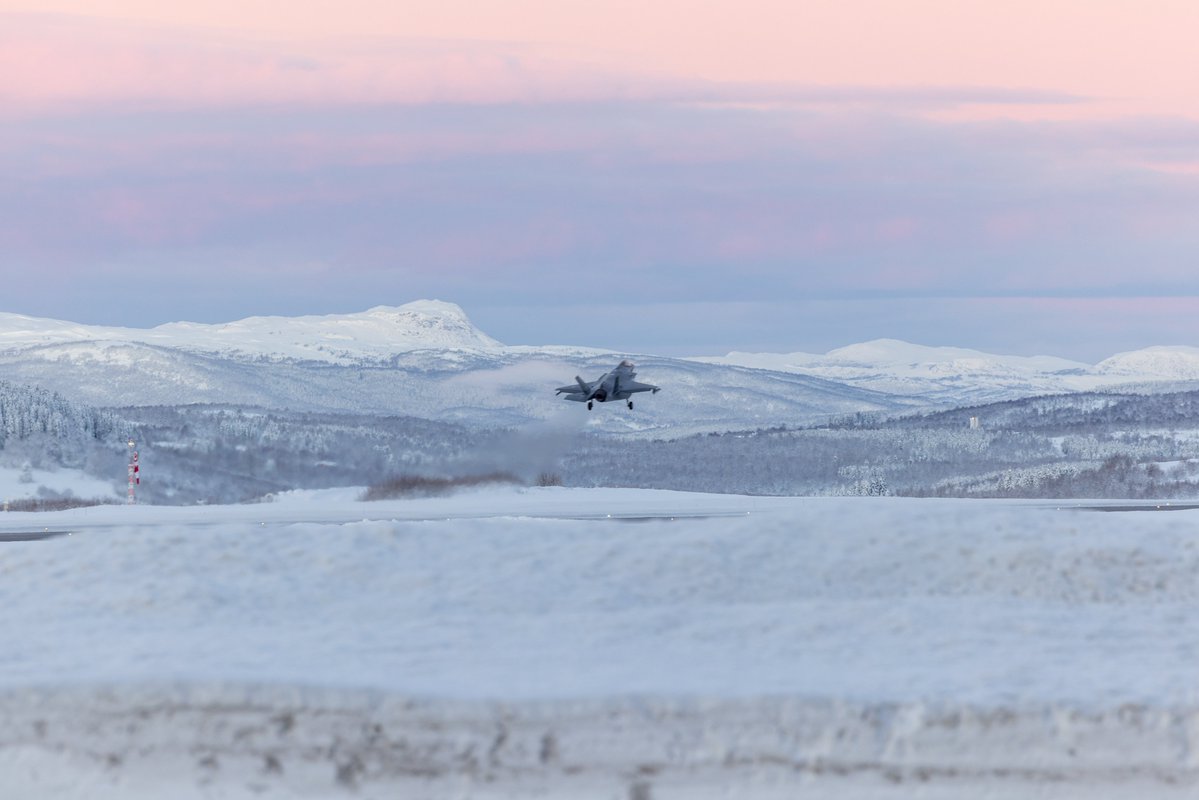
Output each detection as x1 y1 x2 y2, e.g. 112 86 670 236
7 101 1198 305
0 13 1090 117
4 6 1199 358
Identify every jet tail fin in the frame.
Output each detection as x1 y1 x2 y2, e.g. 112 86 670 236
575 376 590 393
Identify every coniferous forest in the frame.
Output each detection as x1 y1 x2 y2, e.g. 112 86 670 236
5 379 1199 504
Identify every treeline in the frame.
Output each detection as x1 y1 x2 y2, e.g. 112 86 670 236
0 380 124 447
96 388 1199 502
111 405 490 504
0 380 130 484
890 389 1199 433
10 378 1199 503
913 455 1199 499
558 389 1199 499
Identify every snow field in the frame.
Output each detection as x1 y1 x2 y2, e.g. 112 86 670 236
0 465 120 505
2 488 1199 797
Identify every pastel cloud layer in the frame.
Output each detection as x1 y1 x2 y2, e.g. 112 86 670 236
2 2 1198 358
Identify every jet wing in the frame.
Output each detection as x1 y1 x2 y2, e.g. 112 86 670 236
557 376 594 396
622 380 660 394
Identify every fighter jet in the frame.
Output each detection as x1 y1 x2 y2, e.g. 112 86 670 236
556 360 660 410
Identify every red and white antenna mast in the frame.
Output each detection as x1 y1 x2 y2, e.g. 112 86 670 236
127 439 140 505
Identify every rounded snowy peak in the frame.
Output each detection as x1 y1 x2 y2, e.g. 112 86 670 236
146 301 503 362
0 311 127 347
825 339 970 364
825 338 1085 372
356 301 500 346
1095 345 1199 379
355 301 500 344
374 299 469 318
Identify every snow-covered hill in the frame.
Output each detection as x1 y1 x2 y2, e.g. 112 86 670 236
696 337 1199 405
1095 345 1199 380
3 303 1198 433
0 303 911 434
0 301 500 364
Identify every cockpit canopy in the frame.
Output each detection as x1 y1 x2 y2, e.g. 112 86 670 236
619 359 635 368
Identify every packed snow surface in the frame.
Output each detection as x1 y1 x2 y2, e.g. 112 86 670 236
0 466 119 504
2 487 1199 798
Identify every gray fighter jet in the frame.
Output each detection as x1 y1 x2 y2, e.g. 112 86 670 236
556 360 660 410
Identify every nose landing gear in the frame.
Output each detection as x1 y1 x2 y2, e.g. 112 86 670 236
627 400 634 410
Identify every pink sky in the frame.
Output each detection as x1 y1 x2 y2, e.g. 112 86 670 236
4 0 1198 121
3 0 1199 357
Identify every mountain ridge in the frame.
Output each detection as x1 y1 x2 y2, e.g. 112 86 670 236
0 305 910 435
0 301 500 364
695 338 1199 403
2 304 1197 432
4 305 1197 382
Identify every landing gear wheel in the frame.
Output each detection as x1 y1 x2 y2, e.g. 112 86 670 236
587 401 593 410
627 401 634 410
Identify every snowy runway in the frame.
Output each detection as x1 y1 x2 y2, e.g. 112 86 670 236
2 488 1198 798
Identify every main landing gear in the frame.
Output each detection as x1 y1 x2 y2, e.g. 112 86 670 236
586 399 635 410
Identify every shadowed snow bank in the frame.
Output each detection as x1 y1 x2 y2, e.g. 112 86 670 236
3 685 1199 799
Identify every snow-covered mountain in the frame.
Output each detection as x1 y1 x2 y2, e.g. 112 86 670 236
1094 346 1199 381
3 303 1198 434
694 338 1199 405
0 302 909 435
0 301 500 364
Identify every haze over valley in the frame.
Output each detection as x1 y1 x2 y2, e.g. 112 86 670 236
3 300 1199 505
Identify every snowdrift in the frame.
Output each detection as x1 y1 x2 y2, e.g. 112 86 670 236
2 488 1198 797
